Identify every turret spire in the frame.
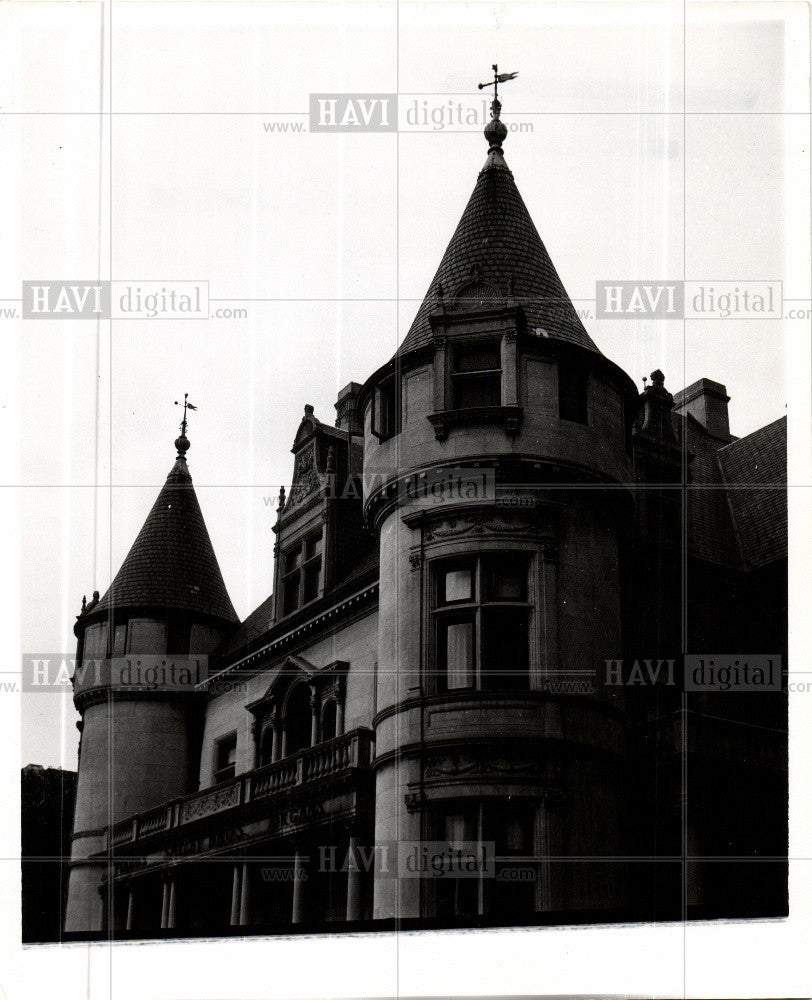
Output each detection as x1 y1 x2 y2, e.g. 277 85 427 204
173 392 197 459
478 64 516 156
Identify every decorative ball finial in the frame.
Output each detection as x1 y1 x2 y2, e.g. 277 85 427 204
477 64 517 152
174 393 197 459
175 432 190 458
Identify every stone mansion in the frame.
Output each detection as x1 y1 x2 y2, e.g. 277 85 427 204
62 100 787 939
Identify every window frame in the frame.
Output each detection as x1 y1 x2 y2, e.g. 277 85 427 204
432 553 532 694
431 796 537 919
371 371 402 441
213 731 238 784
451 339 503 410
125 618 167 655
281 529 324 616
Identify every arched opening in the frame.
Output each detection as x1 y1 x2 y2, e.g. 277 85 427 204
321 700 337 742
284 684 312 756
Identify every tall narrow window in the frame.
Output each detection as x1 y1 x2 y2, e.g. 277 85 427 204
282 530 323 615
452 341 502 409
373 374 401 440
214 733 237 783
433 555 530 692
82 623 108 662
558 360 589 423
285 684 312 755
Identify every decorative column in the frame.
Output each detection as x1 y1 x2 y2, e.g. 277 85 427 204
345 833 363 921
310 687 320 747
433 335 449 412
125 886 135 931
270 707 280 763
160 876 170 929
537 541 559 682
230 863 241 926
291 847 306 923
239 860 252 926
336 679 346 737
167 875 177 929
534 790 565 912
501 330 518 406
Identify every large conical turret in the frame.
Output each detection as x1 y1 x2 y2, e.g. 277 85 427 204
65 424 237 934
397 93 598 359
92 441 237 624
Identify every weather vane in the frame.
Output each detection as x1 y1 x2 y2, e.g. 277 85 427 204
174 392 198 437
478 64 518 105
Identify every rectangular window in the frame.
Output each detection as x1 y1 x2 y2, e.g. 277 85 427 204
189 623 221 655
441 618 475 690
112 624 127 657
452 342 502 409
433 798 535 919
282 530 323 615
481 608 530 690
558 360 589 423
126 619 167 655
433 554 531 692
442 566 474 604
214 733 237 783
373 374 401 440
82 623 108 662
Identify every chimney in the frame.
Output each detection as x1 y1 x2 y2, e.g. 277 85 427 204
335 382 363 435
672 378 731 441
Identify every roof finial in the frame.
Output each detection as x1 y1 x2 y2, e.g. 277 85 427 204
173 393 197 458
478 64 517 152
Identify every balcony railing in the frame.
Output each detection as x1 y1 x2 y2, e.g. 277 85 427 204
110 727 374 849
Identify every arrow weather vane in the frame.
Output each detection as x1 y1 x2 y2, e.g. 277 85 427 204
478 64 518 104
174 392 198 438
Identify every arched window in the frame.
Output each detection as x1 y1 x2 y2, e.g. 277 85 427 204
321 700 337 742
284 684 312 755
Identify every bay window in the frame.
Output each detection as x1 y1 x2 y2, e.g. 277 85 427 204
433 554 530 692
433 797 536 919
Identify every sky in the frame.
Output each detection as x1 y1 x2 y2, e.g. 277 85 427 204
6 2 808 769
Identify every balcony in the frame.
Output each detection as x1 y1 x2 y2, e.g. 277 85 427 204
110 727 374 850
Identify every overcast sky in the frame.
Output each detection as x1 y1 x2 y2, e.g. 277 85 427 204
9 2 807 769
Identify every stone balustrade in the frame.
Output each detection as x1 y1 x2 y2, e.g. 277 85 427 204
109 727 374 849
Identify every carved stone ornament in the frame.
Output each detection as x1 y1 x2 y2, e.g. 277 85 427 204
288 443 320 507
424 510 535 544
179 783 240 825
404 791 427 813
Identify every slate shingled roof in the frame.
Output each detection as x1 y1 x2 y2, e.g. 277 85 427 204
94 456 238 623
397 155 600 357
718 416 787 569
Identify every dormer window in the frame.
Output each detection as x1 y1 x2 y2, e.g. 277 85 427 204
282 530 323 615
452 341 502 408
